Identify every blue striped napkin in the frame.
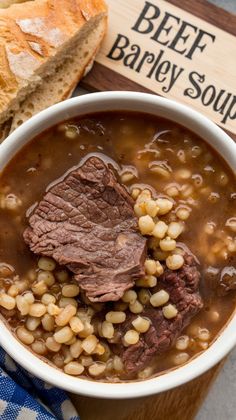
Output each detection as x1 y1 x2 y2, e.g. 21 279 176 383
0 347 80 420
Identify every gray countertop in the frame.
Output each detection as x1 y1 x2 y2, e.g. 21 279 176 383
207 0 236 14
197 1 235 419
197 351 236 420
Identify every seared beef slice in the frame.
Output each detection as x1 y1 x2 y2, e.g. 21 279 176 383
117 255 203 375
24 157 147 302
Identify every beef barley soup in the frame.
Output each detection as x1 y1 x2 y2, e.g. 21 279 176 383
0 112 235 382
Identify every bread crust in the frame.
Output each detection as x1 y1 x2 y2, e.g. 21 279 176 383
8 17 106 134
0 0 107 123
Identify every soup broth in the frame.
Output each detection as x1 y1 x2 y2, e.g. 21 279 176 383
0 112 235 381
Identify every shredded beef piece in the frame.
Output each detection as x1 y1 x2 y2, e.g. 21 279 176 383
23 157 147 302
114 255 203 376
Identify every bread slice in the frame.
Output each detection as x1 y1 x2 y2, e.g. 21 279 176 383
0 0 107 125
10 17 106 132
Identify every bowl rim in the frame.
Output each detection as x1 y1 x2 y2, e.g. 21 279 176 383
0 91 236 399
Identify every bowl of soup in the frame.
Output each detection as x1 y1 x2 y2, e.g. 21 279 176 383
0 91 235 399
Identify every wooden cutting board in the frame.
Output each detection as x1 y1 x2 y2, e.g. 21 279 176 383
71 359 225 420
71 1 236 418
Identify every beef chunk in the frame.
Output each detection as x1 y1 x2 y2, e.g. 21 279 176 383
23 157 147 302
114 255 202 376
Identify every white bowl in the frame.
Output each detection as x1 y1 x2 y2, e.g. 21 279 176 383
0 92 235 399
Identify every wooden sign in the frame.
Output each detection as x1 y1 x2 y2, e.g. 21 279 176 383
82 0 236 137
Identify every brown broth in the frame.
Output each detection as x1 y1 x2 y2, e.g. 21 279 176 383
0 112 235 381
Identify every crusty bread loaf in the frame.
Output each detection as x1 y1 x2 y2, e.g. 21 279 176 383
10 17 106 132
0 0 107 125
0 0 107 139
